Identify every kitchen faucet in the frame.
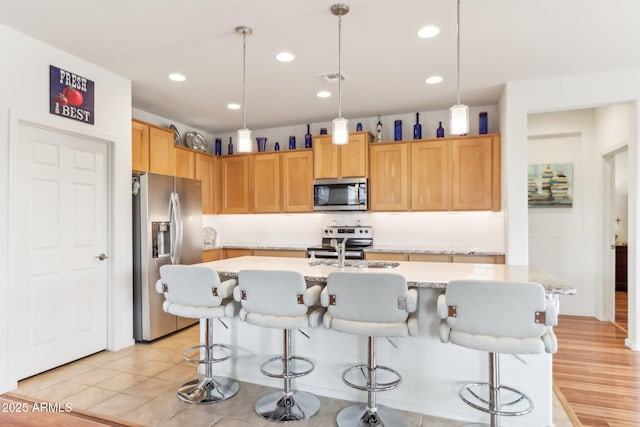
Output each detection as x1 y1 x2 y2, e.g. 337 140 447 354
330 238 347 268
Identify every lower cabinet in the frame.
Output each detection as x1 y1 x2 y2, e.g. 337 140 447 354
365 252 504 264
223 248 253 259
202 249 223 262
223 248 306 259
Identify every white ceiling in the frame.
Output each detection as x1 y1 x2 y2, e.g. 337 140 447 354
2 0 639 134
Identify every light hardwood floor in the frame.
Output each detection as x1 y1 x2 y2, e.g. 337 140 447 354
553 292 639 427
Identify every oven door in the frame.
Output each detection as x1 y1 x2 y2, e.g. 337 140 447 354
307 248 365 260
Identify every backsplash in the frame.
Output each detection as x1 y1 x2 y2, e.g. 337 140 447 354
203 211 505 252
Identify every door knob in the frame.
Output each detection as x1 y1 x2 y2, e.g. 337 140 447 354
96 253 108 261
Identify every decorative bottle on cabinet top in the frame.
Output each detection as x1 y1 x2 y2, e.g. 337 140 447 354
479 112 488 134
214 138 222 156
356 122 363 132
436 121 445 138
289 136 296 150
274 141 280 151
376 115 383 142
304 124 312 148
413 112 422 140
228 136 233 155
394 120 402 141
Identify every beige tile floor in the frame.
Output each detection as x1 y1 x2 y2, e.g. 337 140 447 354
13 325 575 427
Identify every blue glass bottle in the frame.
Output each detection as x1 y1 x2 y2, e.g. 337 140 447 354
413 113 422 140
479 112 488 134
304 124 312 148
274 142 280 151
228 137 233 155
214 138 222 156
289 136 296 150
356 122 363 132
394 120 402 141
436 121 445 138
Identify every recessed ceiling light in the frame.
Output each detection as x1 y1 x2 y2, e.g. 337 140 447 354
168 73 186 82
227 103 241 110
425 75 443 84
417 25 440 39
317 91 332 98
276 51 295 62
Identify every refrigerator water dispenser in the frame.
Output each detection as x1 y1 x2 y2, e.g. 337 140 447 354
153 221 170 258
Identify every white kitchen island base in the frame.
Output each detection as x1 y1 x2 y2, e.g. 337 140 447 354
196 257 573 426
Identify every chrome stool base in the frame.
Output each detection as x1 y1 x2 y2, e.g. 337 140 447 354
255 390 320 422
177 376 239 404
336 404 408 427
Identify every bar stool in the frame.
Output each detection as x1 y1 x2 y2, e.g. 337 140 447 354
235 269 325 422
156 265 240 404
437 280 558 426
322 271 418 427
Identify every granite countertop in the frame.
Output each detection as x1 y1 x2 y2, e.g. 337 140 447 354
365 245 504 256
203 243 504 256
198 255 576 295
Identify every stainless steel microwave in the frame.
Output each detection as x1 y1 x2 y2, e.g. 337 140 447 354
313 178 367 211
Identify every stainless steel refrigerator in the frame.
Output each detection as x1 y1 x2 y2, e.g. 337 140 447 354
132 172 202 341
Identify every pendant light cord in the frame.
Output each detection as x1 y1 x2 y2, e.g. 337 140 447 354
338 13 343 119
456 0 461 105
242 30 247 129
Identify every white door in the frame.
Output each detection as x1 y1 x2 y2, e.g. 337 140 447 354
12 122 109 379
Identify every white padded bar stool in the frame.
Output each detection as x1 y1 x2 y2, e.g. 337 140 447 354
235 269 325 422
322 271 418 427
437 280 558 427
157 265 240 404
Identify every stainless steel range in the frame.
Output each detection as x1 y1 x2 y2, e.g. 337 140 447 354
306 225 373 260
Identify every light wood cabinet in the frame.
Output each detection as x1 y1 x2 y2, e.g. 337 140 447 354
175 146 196 179
149 126 176 176
221 156 250 213
202 249 223 262
251 153 281 213
450 135 500 211
224 248 252 259
313 132 371 178
131 120 149 172
252 249 307 258
411 139 449 210
196 153 220 214
451 254 505 264
282 150 314 212
369 143 409 211
365 252 407 261
408 253 452 262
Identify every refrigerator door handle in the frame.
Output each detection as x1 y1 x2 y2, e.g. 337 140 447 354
174 192 184 264
169 192 178 265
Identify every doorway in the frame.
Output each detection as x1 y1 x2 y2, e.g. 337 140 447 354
8 120 110 379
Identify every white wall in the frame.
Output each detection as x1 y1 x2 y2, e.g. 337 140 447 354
527 110 600 316
210 105 499 154
205 211 505 253
0 24 133 393
501 68 640 348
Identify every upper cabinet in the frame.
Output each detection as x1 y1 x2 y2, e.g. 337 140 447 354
148 126 176 176
313 132 371 179
250 153 281 213
195 153 220 214
175 146 196 179
370 134 501 212
282 150 313 212
131 120 150 172
369 143 409 211
220 155 250 214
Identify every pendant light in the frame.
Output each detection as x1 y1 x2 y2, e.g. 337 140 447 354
236 26 253 152
449 0 469 135
331 4 349 145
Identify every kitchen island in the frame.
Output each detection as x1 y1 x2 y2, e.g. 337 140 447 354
195 256 575 426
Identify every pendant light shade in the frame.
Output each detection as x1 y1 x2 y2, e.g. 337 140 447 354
236 26 253 153
450 0 469 135
331 4 349 145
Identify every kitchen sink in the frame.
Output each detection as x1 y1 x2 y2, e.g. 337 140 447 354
308 260 399 269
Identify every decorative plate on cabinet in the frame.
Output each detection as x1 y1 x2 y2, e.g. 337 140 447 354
169 124 183 146
184 131 207 151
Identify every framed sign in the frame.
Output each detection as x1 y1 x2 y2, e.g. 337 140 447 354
49 65 94 125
